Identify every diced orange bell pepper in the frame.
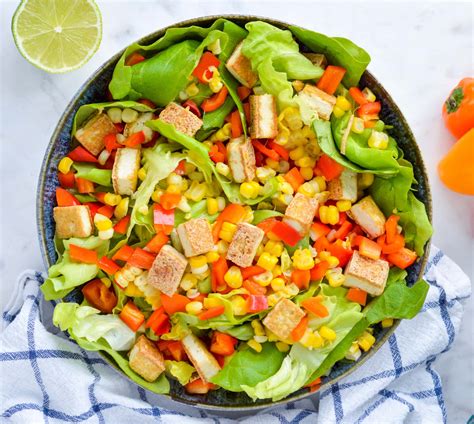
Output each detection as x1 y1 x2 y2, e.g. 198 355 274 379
160 193 182 210
243 279 267 296
114 215 130 235
301 297 329 317
385 215 400 244
316 66 346 95
291 315 309 342
315 154 344 181
237 86 251 100
185 378 216 394
56 187 81 207
210 332 238 356
161 293 191 315
124 131 146 148
387 248 417 269
252 140 280 162
212 204 246 242
292 269 311 290
211 257 228 291
145 232 169 253
201 87 229 112
310 261 330 281
58 171 76 189
346 287 368 306
120 301 145 332
192 52 220 83
198 305 225 321
349 87 369 105
69 244 98 264
230 110 243 138
284 167 305 191
269 221 302 247
98 256 121 275
241 265 266 281
127 248 156 270
327 239 353 267
382 234 405 254
112 245 134 262
68 146 98 163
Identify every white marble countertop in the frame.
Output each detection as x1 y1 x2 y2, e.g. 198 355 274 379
1 0 472 421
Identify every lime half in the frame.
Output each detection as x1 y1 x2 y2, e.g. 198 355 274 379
12 0 102 73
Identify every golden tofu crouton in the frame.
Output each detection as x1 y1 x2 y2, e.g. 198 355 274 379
263 298 305 340
344 251 389 296
112 147 141 196
225 41 258 88
350 196 386 238
283 193 319 235
53 205 93 239
177 218 214 257
227 136 256 183
226 223 265 268
181 333 221 383
129 335 165 382
328 169 358 202
297 85 336 121
75 113 117 156
124 112 154 142
158 102 203 137
250 94 278 139
148 245 188 296
303 53 327 69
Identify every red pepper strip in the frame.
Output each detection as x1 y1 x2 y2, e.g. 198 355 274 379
114 215 131 235
58 171 76 189
349 87 369 105
302 297 329 317
252 140 280 161
124 131 146 148
230 110 243 138
257 217 278 234
210 332 238 356
246 295 268 313
97 205 114 219
212 257 228 291
69 244 98 264
316 154 344 181
241 265 266 281
357 101 381 117
182 99 201 118
98 256 121 275
137 98 156 109
292 269 311 290
104 133 122 152
185 378 216 394
316 66 346 95
332 221 353 241
75 177 94 194
385 215 400 244
68 146 98 163
120 302 145 332
125 52 145 66
243 102 250 122
269 221 302 247
174 160 186 176
209 144 226 163
310 261 330 281
291 315 309 342
56 187 80 206
268 140 289 161
382 234 405 254
127 248 156 270
311 222 331 241
237 86 251 100
284 167 305 191
153 204 174 235
83 202 101 219
327 240 353 267
192 52 220 83
112 245 135 262
201 87 229 112
314 236 330 253
82 279 117 313
198 305 225 321
147 312 169 335
161 293 191 315
145 231 169 253
387 248 417 269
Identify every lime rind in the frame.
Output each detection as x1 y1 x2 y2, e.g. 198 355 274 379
12 0 102 73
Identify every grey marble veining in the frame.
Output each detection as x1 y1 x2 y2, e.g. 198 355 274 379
1 1 472 422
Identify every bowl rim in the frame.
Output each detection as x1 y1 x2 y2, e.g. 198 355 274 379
36 13 432 411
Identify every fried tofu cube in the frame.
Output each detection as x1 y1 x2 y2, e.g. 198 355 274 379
75 113 117 156
148 245 188 296
225 41 258 88
249 94 278 139
303 53 327 69
124 112 154 142
227 136 256 183
226 223 265 268
344 251 389 296
177 218 214 257
297 85 336 121
181 333 221 383
129 335 165 382
350 196 386 238
158 102 203 137
53 205 93 239
263 298 305 340
328 169 358 202
112 147 141 196
283 193 319 235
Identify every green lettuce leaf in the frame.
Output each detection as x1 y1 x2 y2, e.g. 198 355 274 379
290 26 371 87
212 343 285 392
165 360 196 385
252 210 283 225
73 163 112 186
216 323 254 341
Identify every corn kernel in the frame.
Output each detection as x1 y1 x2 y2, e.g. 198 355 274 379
351 117 365 134
267 292 283 307
271 277 286 292
186 301 203 315
257 252 278 271
231 295 248 315
247 339 262 352
297 182 316 197
124 282 144 297
381 318 394 328
58 157 73 174
319 325 337 341
104 193 122 207
326 268 345 287
266 158 279 170
358 331 376 352
327 256 340 269
336 200 352 212
100 277 112 288
336 95 352 111
319 205 339 225
189 256 207 269
99 228 114 240
180 273 198 291
219 222 237 242
205 251 220 263
240 182 260 199
300 329 324 349
206 198 219 216
281 283 299 298
224 266 243 289
114 197 129 220
167 184 181 194
251 320 266 336
292 80 305 92
368 131 389 150
358 173 375 189
121 108 138 123
96 219 112 231
151 189 163 203
276 342 290 352
289 146 305 161
137 167 147 181
254 335 268 343
216 240 228 255
314 176 327 192
265 327 280 342
292 249 314 270
253 270 273 286
185 83 199 97
362 87 376 102
264 240 284 257
295 156 316 168
216 162 231 177
106 107 123 123
300 167 313 181
185 181 207 201
332 105 345 118
280 181 294 195
204 297 223 309
256 167 276 183
345 341 362 361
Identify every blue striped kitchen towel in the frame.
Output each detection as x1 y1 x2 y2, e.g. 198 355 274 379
0 246 471 423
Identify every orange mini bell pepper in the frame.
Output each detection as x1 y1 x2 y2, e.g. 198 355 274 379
442 78 474 139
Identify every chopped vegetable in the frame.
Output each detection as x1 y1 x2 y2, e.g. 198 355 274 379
120 301 145 332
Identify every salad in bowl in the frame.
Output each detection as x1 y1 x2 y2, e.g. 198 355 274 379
41 18 432 405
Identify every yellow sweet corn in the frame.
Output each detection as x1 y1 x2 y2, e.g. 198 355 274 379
216 162 231 177
231 295 248 315
265 327 280 342
292 249 314 270
319 205 339 225
207 198 219 215
267 292 283 307
185 83 199 97
151 189 163 203
327 255 340 269
180 273 198 291
167 184 181 194
124 282 144 297
211 123 232 141
103 193 121 207
189 171 204 182
113 197 129 219
300 167 313 181
381 318 394 328
298 182 316 197
264 240 284 257
300 329 324 349
266 158 280 170
216 240 229 255
292 80 305 92
241 206 254 223
368 131 389 149
203 297 223 309
289 146 305 161
272 265 282 277
253 270 273 286
100 277 112 288
336 96 352 111
336 200 352 212
362 87 376 102
358 173 375 189
345 341 362 361
189 256 207 268
358 331 376 352
257 252 278 271
96 219 112 231
332 105 345 118
58 157 73 174
209 68 223 93
280 181 295 196
351 117 365 134
186 301 203 315
224 266 243 289
240 182 260 199
326 268 345 287
219 222 237 243
205 251 220 263
256 166 276 183
136 167 146 181
251 320 266 336
247 339 262 352
295 156 316 168
271 277 286 292
281 283 299 298
319 326 337 341
185 181 207 202
276 341 290 352
314 176 327 192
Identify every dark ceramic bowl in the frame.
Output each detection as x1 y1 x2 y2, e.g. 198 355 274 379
37 15 432 411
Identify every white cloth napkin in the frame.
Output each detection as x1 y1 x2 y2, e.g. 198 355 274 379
0 246 470 423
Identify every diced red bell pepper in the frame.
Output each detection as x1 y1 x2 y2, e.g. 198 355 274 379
387 248 417 269
185 378 216 394
69 244 98 264
243 279 267 296
112 245 134 262
127 248 156 270
316 66 347 95
330 221 353 242
124 131 146 148
246 295 268 313
104 133 122 152
68 146 98 163
182 99 201 118
382 234 406 254
268 140 289 161
310 261 330 281
97 205 114 219
146 307 169 335
125 52 145 66
153 203 174 235
192 52 220 83
230 110 243 138
56 187 80 206
209 144 226 163
252 140 280 162
212 256 228 292
237 86 251 100
346 287 368 306
114 215 131 235
241 265 266 281
160 192 182 210
284 167 305 191
314 236 330 253
243 102 250 122
210 332 238 356
201 87 229 112
327 239 353 267
269 221 302 247
145 231 169 253
98 256 121 275
310 222 331 241
212 204 246 242
357 101 381 118
75 177 94 194
58 171 76 189
257 217 278 234
174 160 186 176
120 301 145 332
83 202 101 219
316 154 344 181
292 269 311 289
349 87 369 105
161 293 191 315
82 279 117 313
198 305 225 321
